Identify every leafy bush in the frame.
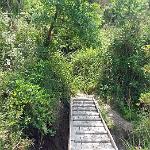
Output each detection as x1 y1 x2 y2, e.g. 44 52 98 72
24 52 72 101
0 73 32 150
0 51 72 149
139 92 150 104
97 1 150 149
125 111 150 150
134 112 150 148
71 48 101 93
0 127 31 150
97 0 150 106
7 79 57 134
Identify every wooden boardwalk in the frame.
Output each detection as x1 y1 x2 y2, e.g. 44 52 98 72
68 94 118 150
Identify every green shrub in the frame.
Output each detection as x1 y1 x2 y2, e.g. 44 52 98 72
7 79 57 135
0 74 32 150
25 52 72 101
139 92 150 104
0 118 32 150
97 0 150 106
134 113 150 148
125 111 150 150
0 50 72 149
71 48 101 93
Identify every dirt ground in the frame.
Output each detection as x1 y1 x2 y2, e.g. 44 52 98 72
105 105 133 150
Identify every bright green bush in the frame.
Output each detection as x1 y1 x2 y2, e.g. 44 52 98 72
0 73 32 150
139 92 150 104
24 52 72 101
7 79 57 134
71 48 101 93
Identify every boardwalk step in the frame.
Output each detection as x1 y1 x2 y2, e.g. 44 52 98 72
76 131 107 134
73 101 94 103
71 143 115 150
72 126 107 132
73 98 93 101
72 104 95 107
72 127 107 134
72 107 96 111
73 101 94 104
72 105 96 108
73 99 93 102
72 111 99 116
72 116 101 121
72 134 110 142
73 119 101 121
73 121 104 127
72 110 97 112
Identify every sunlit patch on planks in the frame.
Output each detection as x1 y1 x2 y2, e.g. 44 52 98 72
68 94 118 150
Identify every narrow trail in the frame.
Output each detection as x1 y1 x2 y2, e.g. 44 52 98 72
106 105 133 150
68 94 118 150
106 105 133 132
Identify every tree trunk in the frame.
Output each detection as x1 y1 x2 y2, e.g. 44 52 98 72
44 5 59 47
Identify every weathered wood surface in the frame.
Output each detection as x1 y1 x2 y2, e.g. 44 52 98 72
68 94 118 150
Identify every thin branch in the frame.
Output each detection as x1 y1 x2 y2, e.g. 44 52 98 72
6 0 11 13
45 5 59 47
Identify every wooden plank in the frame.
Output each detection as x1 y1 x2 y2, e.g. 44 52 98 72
72 126 107 134
72 111 99 116
72 105 96 108
73 121 104 127
71 143 115 150
73 101 94 104
73 99 94 102
72 116 101 121
72 110 97 112
72 104 95 107
72 107 96 111
72 133 110 143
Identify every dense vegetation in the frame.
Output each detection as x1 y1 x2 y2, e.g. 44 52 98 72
0 0 150 150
